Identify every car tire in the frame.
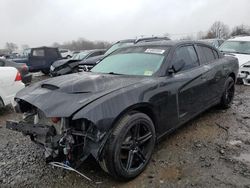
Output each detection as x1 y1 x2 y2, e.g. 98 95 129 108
219 76 235 109
99 112 156 180
66 55 71 59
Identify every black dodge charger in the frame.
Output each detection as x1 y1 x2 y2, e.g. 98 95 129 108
7 40 238 180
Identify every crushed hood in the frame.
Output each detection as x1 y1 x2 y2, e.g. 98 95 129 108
79 55 106 65
16 72 144 117
52 59 78 68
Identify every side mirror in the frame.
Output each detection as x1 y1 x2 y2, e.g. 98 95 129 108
168 59 185 74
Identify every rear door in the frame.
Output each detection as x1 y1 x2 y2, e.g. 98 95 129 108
157 44 212 134
170 45 211 123
195 45 224 102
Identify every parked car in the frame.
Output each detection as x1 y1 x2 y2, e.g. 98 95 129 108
50 49 106 77
0 59 32 84
219 35 250 85
199 38 224 48
59 49 73 59
78 37 171 71
6 40 238 180
0 67 25 108
11 47 62 74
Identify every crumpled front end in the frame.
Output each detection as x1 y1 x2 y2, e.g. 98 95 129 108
238 61 250 85
6 101 108 167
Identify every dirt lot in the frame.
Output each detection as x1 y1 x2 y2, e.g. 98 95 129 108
0 74 250 188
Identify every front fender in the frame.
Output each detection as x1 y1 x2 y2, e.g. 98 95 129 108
72 84 158 132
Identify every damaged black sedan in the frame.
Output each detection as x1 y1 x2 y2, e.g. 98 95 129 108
7 40 238 180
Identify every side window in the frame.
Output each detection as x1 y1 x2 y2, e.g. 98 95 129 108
32 49 45 57
197 45 216 64
172 46 199 71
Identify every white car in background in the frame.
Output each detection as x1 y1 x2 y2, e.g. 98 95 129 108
0 67 25 108
219 36 250 85
59 49 73 59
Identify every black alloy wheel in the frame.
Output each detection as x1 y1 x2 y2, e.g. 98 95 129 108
220 76 235 109
100 112 155 180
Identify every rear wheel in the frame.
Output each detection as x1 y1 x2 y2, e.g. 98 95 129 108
99 112 155 180
219 77 235 109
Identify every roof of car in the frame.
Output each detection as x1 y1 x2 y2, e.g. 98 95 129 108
133 40 212 47
85 49 106 53
116 37 171 44
228 36 250 41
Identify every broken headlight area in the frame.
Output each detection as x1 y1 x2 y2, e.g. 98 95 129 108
6 103 107 167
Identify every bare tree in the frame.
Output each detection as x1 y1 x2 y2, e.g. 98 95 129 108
5 42 18 53
196 31 205 40
53 38 111 51
204 21 230 39
231 25 250 37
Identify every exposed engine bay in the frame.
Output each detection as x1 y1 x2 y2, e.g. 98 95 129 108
6 102 107 168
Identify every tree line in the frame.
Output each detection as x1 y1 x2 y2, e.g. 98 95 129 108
183 21 250 40
52 38 111 51
2 21 250 54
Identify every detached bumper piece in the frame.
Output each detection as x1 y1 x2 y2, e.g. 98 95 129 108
238 72 250 86
6 121 56 144
6 120 62 162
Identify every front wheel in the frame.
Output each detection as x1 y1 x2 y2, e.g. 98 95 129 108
219 77 235 109
100 112 156 180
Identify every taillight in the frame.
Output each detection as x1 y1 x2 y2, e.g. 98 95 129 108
15 71 22 81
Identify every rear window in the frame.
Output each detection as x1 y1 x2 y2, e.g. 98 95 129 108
32 49 45 57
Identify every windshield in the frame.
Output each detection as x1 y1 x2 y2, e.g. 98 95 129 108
104 42 134 55
219 41 250 54
72 51 89 60
91 48 167 76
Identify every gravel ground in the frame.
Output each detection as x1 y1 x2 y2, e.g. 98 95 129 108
0 73 250 187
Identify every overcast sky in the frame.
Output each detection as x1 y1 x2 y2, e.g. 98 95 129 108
0 0 249 48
